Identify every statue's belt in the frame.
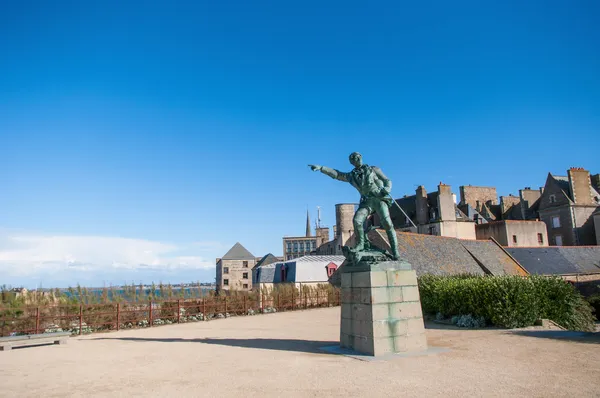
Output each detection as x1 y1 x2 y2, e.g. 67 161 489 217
359 196 393 206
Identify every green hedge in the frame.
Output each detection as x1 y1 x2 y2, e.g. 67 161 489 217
418 275 596 331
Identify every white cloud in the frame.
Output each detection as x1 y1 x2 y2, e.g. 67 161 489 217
0 231 220 283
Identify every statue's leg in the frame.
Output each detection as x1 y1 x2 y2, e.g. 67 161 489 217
353 207 370 251
376 202 400 260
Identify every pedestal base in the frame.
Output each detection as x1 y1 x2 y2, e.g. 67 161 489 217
340 267 428 357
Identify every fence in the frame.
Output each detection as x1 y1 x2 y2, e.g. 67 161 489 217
0 290 341 337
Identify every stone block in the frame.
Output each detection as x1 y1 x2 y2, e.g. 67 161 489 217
341 288 361 304
340 332 352 348
372 337 395 356
387 270 418 287
406 317 426 336
370 303 391 321
341 303 352 319
352 335 373 355
360 288 371 304
341 318 353 336
401 286 421 302
370 286 404 304
341 272 353 288
389 301 423 319
373 319 409 338
369 271 389 287
351 271 371 288
351 303 373 322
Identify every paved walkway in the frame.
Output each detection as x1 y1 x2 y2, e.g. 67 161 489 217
1 307 599 397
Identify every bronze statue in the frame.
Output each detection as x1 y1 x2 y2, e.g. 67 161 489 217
309 152 400 260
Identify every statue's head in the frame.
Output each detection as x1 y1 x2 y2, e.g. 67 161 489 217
349 152 363 168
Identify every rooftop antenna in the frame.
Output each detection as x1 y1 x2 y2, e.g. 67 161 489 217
316 206 322 228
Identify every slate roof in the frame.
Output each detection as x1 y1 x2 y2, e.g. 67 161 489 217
292 256 345 283
255 263 277 283
551 175 573 199
506 247 600 275
329 230 527 286
253 253 280 270
254 255 345 284
221 242 255 260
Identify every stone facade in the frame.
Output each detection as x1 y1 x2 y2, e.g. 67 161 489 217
475 220 548 247
340 268 427 356
459 186 498 210
368 183 476 240
538 168 600 246
283 212 331 260
315 204 356 256
216 243 256 292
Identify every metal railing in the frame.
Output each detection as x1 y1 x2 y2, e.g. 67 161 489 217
0 290 341 337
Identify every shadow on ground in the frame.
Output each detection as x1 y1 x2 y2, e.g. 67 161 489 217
508 330 600 344
90 337 338 354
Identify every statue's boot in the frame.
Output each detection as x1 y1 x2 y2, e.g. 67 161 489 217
354 229 367 252
387 229 400 260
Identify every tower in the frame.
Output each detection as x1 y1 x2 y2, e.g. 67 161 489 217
306 210 312 237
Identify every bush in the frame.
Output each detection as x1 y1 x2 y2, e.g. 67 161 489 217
586 294 600 319
418 275 595 331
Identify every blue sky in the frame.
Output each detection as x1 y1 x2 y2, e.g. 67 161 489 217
0 1 599 288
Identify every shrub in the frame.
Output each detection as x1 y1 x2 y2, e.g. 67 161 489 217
418 275 595 331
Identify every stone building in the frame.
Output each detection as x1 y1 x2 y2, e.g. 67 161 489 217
251 253 282 288
315 204 356 255
475 220 548 247
329 229 528 287
215 242 256 292
459 185 544 223
537 168 600 246
373 183 476 239
282 211 330 260
459 185 498 211
254 255 345 291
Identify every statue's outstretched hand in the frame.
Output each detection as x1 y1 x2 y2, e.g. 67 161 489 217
309 164 322 172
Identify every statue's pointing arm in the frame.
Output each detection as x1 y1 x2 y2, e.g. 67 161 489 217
309 164 350 182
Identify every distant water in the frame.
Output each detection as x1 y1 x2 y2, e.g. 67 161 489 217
63 287 214 301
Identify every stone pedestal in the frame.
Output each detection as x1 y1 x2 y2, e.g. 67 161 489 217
340 266 428 356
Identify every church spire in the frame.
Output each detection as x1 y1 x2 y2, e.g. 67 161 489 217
305 210 312 237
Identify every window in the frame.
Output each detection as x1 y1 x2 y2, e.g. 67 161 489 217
223 267 229 274
287 243 292 252
223 279 229 286
299 243 304 252
243 284 248 289
429 208 436 221
243 272 248 279
293 242 298 252
428 226 436 235
555 235 563 246
552 216 561 228
243 261 248 268
281 267 287 282
537 233 544 245
512 235 518 244
549 194 556 204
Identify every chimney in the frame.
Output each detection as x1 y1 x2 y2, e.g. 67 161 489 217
415 186 428 225
568 167 593 205
437 183 456 221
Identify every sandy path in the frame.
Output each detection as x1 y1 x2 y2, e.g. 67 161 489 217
1 307 599 397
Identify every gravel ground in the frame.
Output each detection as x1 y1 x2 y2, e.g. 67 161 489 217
1 307 599 398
